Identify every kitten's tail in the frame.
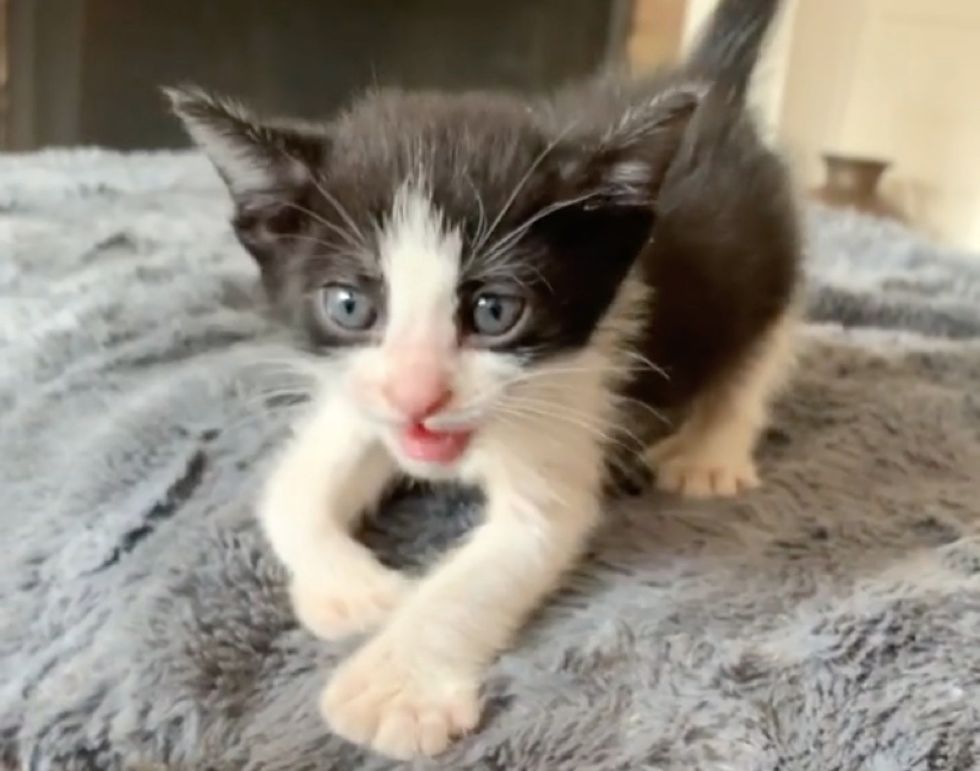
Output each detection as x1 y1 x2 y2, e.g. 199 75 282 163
684 0 783 100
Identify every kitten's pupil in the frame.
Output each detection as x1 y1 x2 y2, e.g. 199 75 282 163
481 296 503 322
471 291 525 338
340 293 357 316
320 284 377 332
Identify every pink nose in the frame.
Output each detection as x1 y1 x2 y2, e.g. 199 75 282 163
382 371 452 422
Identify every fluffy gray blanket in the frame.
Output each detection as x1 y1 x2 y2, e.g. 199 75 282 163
2 150 980 771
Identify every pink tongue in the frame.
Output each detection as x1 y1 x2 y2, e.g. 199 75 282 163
401 423 472 463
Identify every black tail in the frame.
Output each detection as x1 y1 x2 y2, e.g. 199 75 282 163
685 0 783 100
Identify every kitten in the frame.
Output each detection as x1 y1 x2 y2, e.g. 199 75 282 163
169 0 798 758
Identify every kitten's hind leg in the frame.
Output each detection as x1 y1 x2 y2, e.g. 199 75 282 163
649 311 797 498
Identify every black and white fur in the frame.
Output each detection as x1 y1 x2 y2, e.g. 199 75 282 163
169 0 799 759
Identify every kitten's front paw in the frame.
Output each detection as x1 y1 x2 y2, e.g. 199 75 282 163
290 570 411 641
321 634 480 759
649 435 759 498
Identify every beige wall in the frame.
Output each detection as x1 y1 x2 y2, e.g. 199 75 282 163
823 0 980 250
628 0 687 71
681 0 980 252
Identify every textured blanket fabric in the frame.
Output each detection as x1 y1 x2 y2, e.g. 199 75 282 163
2 150 980 771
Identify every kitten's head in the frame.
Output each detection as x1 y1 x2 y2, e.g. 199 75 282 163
169 85 698 477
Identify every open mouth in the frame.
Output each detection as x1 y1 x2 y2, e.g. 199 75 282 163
399 422 474 464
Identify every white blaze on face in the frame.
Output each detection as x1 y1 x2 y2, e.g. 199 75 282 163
375 182 463 419
379 182 462 349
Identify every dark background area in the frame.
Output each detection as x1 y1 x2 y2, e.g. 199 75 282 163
6 0 629 150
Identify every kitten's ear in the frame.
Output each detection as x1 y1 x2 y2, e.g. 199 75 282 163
538 87 705 276
166 86 329 288
558 84 704 209
165 85 327 200
536 85 703 275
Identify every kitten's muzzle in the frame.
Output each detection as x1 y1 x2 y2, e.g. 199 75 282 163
399 422 474 465
381 371 452 424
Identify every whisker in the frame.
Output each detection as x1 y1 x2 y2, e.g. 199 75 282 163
472 122 577 257
498 401 644 459
505 395 647 447
621 350 671 382
444 361 661 419
272 232 356 254
270 199 362 254
514 382 670 428
496 359 666 390
231 384 316 404
463 170 490 249
479 189 602 266
211 401 309 439
611 394 671 426
308 171 371 250
466 259 554 294
533 374 670 426
270 144 369 250
236 354 324 381
234 384 316 407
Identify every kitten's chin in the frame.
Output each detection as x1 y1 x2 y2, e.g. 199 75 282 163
397 458 464 481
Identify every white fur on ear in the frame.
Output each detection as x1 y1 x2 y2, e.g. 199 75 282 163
164 85 319 197
602 159 656 206
591 84 708 207
602 83 708 148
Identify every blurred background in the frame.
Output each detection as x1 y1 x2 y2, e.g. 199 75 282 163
2 0 978 251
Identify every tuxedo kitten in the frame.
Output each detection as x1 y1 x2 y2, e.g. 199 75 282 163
170 0 798 758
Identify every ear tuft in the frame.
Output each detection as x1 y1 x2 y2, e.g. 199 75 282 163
164 84 326 198
165 85 332 286
568 84 705 208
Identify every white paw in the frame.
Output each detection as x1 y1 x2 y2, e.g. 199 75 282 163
290 570 411 641
321 635 480 759
649 436 759 498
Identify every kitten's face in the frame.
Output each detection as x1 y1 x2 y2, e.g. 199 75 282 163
170 87 695 477
299 178 546 473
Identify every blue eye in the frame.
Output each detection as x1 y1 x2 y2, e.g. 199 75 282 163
470 291 526 338
318 284 378 333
